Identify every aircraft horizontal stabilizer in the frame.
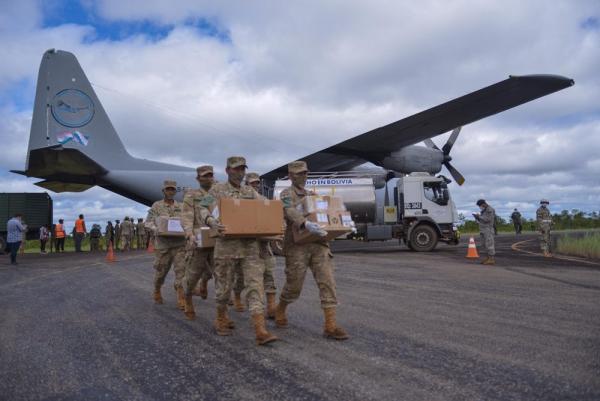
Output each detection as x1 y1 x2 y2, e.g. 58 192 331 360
34 180 94 193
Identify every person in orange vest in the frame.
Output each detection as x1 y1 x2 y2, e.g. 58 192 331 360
55 219 66 252
74 214 87 252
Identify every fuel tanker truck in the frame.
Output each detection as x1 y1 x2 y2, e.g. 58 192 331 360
273 171 460 252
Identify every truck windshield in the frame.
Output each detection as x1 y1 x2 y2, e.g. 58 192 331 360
423 181 448 206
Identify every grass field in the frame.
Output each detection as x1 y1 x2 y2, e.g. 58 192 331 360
556 233 600 259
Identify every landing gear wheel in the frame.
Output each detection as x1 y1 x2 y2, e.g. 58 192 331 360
409 225 438 252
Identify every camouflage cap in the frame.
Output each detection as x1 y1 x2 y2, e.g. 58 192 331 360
163 180 177 189
196 165 214 176
245 172 260 183
227 156 247 169
288 160 308 174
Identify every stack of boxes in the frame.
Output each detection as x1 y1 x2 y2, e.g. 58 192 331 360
293 195 355 244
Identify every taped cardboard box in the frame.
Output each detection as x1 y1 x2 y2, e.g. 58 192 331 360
292 211 352 244
156 216 185 237
218 198 284 237
302 195 346 214
194 227 215 248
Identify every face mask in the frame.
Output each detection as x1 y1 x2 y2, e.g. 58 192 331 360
291 174 307 188
229 171 245 186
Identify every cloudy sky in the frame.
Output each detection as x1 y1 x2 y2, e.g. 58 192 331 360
1 0 599 229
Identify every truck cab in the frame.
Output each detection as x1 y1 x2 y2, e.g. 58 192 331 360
397 173 459 251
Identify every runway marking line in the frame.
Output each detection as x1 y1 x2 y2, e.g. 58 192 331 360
511 239 600 266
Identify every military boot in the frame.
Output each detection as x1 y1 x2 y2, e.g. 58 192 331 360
176 286 185 310
233 293 246 312
274 300 289 328
252 314 279 346
184 295 195 320
223 308 235 329
482 256 496 265
323 307 349 340
266 293 277 319
153 287 163 304
214 305 233 336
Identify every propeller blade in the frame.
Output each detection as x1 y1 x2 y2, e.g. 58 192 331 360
442 126 461 155
424 138 440 150
444 161 465 186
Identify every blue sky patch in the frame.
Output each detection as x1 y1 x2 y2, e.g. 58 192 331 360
42 1 230 44
581 16 599 30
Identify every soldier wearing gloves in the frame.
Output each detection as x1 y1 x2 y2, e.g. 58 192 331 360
275 160 349 340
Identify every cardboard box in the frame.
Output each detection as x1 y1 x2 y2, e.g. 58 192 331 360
218 198 284 237
156 216 185 237
323 195 346 212
292 225 352 244
302 195 347 214
292 211 352 244
339 211 354 228
303 196 330 214
194 227 215 248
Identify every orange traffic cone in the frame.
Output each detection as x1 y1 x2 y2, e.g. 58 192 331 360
147 240 154 253
106 243 116 263
466 236 479 258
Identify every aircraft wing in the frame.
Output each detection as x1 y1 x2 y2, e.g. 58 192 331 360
262 74 574 180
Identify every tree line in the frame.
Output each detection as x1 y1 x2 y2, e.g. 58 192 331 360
459 210 600 233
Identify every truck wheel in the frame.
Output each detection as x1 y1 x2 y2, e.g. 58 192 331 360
406 241 415 251
270 239 284 256
409 225 438 252
0 236 6 255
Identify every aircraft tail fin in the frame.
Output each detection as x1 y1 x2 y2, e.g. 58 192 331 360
25 49 131 178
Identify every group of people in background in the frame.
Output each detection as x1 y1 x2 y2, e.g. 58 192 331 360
475 198 554 264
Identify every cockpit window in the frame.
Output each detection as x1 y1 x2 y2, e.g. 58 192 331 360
423 181 449 206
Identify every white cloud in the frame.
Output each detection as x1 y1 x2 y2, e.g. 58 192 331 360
0 0 599 223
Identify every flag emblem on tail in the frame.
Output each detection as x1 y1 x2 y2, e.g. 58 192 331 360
57 131 90 146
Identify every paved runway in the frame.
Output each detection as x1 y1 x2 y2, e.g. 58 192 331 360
1 234 599 401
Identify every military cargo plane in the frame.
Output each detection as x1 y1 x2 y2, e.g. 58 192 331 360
12 49 574 205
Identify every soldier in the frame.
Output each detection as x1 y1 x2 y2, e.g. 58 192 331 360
136 218 147 250
245 172 278 319
121 217 135 251
199 156 278 345
511 208 522 234
145 180 187 310
536 199 553 257
180 165 216 320
105 221 114 249
274 161 349 340
114 219 121 251
89 224 102 252
473 199 496 265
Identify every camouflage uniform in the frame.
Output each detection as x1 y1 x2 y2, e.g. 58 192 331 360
243 172 277 296
114 221 121 250
279 186 337 308
89 225 102 252
136 219 147 250
146 197 186 291
511 209 522 234
477 204 496 257
199 177 265 314
181 184 214 297
536 202 553 254
120 218 134 251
